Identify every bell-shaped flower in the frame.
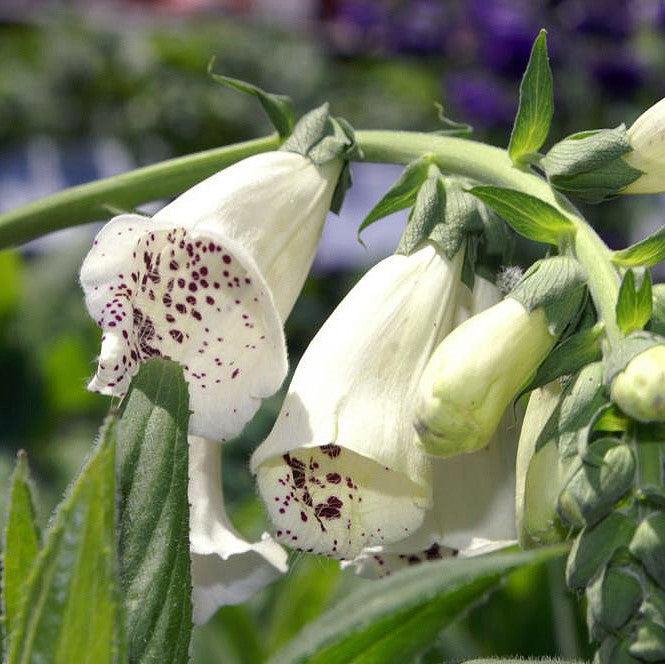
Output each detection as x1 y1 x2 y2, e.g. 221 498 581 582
610 344 665 422
80 150 340 441
189 436 288 624
345 277 519 578
623 98 665 194
250 242 465 560
415 298 556 457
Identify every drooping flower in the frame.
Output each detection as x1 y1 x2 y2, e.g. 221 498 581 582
80 149 339 441
189 436 288 624
250 242 465 559
345 277 520 577
415 256 586 457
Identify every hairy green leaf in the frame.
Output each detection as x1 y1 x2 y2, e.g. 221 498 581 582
358 156 432 236
470 186 574 245
2 452 40 637
116 359 192 664
267 546 567 664
612 226 665 268
433 103 473 137
616 269 653 335
7 421 121 664
508 29 554 165
208 60 295 138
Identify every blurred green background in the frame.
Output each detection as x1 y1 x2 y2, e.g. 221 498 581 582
2 1 664 660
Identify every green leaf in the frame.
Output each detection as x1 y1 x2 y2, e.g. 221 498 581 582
358 156 432 237
267 546 567 664
208 60 295 138
508 29 554 165
116 359 192 664
469 186 574 245
616 269 653 335
7 420 121 664
2 451 40 637
522 323 603 396
612 226 665 268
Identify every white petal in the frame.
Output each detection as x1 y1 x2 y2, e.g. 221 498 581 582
252 243 465 558
81 218 287 441
189 437 288 624
154 151 339 320
346 410 520 578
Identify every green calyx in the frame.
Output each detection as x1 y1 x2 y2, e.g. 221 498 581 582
509 255 587 336
281 103 361 214
603 331 665 387
541 125 643 203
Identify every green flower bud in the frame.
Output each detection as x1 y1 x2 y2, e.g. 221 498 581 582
611 345 665 423
415 297 556 457
515 382 566 548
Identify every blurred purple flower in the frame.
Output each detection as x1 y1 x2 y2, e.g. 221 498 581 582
467 0 540 78
561 0 635 40
328 0 390 54
389 0 449 56
446 73 514 129
592 55 645 99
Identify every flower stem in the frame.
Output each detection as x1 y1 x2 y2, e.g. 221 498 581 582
355 130 622 346
0 134 280 250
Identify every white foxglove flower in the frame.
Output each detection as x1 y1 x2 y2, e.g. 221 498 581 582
189 436 288 624
250 243 465 559
346 278 519 578
623 98 665 194
80 150 339 441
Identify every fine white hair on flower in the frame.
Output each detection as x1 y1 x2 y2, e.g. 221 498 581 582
251 242 466 560
345 279 520 578
188 436 288 624
80 151 339 441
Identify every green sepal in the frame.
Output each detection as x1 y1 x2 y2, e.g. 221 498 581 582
558 439 635 528
281 103 359 165
475 207 516 284
280 104 359 214
630 512 665 589
207 60 295 139
596 636 643 664
470 186 575 246
433 102 473 137
521 322 604 396
429 179 484 259
2 451 40 638
616 268 653 335
7 419 121 664
586 565 642 641
613 227 665 268
508 29 554 166
629 621 665 662
396 169 445 256
541 125 642 203
565 512 637 590
603 331 665 386
510 255 587 335
358 155 433 237
649 284 665 336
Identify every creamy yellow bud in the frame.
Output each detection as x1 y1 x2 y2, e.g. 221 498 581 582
415 297 556 457
515 382 565 548
623 98 665 194
611 345 665 422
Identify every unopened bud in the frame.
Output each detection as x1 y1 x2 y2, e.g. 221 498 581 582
623 98 665 194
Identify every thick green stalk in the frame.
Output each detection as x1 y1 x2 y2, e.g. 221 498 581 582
0 134 279 249
355 130 622 346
